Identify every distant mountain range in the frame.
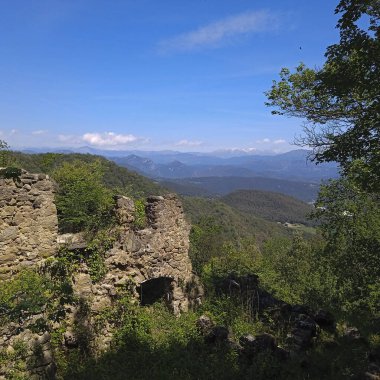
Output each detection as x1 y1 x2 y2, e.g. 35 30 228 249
19 147 338 202
111 149 338 183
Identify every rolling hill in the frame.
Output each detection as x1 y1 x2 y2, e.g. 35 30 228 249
11 152 166 199
221 189 315 226
181 196 294 246
160 176 320 203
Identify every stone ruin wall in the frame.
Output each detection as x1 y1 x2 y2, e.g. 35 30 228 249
69 193 203 352
0 170 202 378
0 170 201 309
76 194 202 315
0 170 58 280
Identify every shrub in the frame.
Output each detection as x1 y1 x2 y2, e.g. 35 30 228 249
52 160 114 233
0 167 21 179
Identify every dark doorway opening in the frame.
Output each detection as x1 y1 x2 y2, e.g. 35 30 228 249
139 277 173 306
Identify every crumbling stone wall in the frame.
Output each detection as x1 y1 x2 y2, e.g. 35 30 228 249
60 194 202 353
72 194 203 318
0 170 58 279
0 324 56 380
0 171 202 374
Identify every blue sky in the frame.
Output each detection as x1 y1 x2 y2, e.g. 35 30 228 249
0 0 340 153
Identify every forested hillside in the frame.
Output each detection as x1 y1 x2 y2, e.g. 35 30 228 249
183 196 293 244
222 189 315 226
160 176 320 202
11 151 166 199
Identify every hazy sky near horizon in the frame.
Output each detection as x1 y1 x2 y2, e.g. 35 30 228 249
0 0 340 152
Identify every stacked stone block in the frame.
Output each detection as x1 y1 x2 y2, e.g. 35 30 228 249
0 170 58 279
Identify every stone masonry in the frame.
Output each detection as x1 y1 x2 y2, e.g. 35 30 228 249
0 171 202 377
0 170 58 279
71 194 203 316
65 194 203 352
105 195 200 310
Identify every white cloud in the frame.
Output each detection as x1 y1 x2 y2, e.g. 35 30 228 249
32 129 48 135
256 138 286 145
82 132 138 146
10 129 17 135
56 132 144 147
256 138 271 144
175 139 204 147
223 147 257 153
159 10 279 52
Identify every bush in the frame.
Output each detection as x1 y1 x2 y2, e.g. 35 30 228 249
52 160 114 233
133 199 147 229
257 234 339 309
0 167 21 179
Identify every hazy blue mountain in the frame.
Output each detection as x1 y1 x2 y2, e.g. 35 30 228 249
19 148 338 200
111 149 338 183
20 147 338 181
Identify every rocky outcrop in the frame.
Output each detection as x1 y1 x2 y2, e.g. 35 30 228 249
0 170 58 280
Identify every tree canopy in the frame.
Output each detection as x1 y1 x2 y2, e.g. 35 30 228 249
52 160 114 233
266 0 380 320
266 0 380 192
0 139 10 167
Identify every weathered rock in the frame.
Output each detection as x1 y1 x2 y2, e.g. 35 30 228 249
114 195 135 224
287 314 318 351
57 232 87 250
364 373 380 380
205 326 230 344
73 272 93 298
239 333 277 354
295 314 318 337
239 333 287 364
64 330 78 348
343 326 362 341
313 309 335 328
196 315 214 336
239 333 256 348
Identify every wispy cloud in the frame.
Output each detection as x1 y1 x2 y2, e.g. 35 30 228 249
256 138 271 144
175 139 204 147
158 10 279 52
82 132 138 146
58 131 145 148
32 129 48 135
255 138 287 145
